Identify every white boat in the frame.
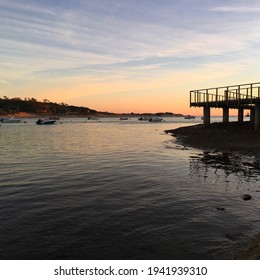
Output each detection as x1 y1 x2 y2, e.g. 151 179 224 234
36 119 56 125
148 117 164 122
184 115 195 119
0 118 22 123
138 116 149 121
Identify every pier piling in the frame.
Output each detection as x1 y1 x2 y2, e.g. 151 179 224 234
203 106 210 127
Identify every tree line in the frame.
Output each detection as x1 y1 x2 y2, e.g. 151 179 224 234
0 96 98 116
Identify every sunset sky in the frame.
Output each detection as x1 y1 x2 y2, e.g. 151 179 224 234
1 0 260 114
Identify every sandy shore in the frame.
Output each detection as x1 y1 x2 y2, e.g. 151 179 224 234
166 121 260 260
1 112 83 118
0 112 42 118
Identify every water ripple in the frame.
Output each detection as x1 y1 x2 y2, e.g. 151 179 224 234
0 118 259 259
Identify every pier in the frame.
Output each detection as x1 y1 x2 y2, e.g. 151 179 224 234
190 82 260 129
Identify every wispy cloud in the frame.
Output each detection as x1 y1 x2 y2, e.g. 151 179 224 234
0 79 9 85
211 6 260 13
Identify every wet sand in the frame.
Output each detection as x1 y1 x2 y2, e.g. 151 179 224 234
166 121 260 260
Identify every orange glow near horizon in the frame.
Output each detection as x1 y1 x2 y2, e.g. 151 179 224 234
2 48 260 116
3 80 246 116
6 73 194 114
1 45 259 116
8 76 243 116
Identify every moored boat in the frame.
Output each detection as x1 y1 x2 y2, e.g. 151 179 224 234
36 119 56 125
184 115 195 120
138 116 149 121
148 117 164 122
0 118 22 123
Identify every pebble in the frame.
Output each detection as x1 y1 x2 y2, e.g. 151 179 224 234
242 194 252 201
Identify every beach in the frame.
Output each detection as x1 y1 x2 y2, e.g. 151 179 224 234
166 121 260 260
1 112 42 118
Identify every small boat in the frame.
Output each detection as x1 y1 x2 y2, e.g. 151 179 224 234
0 118 22 123
120 117 128 120
184 115 195 120
138 116 149 121
148 117 164 122
36 119 56 125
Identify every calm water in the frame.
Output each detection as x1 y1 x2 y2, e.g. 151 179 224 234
0 117 259 260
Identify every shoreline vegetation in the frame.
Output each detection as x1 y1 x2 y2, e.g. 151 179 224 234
0 96 183 118
166 121 260 260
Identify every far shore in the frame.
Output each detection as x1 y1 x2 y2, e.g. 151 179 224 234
0 112 43 118
0 112 99 118
1 112 183 119
166 121 260 260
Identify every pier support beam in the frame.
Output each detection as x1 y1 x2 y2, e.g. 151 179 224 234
255 104 260 130
238 108 244 123
250 108 255 123
203 106 210 127
223 107 229 123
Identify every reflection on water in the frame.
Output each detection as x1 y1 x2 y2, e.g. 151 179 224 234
189 152 260 192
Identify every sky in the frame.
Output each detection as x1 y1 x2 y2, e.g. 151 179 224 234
1 0 260 114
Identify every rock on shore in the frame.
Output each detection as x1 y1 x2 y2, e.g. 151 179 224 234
165 121 260 155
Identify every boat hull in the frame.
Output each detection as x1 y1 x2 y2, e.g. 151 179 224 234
0 118 22 123
36 119 56 125
148 117 163 122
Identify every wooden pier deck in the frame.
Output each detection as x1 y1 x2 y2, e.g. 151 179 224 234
190 82 260 129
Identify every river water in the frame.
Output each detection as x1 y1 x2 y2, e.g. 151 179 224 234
0 117 259 259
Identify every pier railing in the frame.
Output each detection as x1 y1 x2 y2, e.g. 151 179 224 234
190 82 260 107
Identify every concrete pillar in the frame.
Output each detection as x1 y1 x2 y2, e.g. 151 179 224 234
223 107 229 123
238 108 243 123
203 106 210 127
255 104 260 130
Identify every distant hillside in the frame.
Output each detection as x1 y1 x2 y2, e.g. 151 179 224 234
0 97 99 116
0 96 183 117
